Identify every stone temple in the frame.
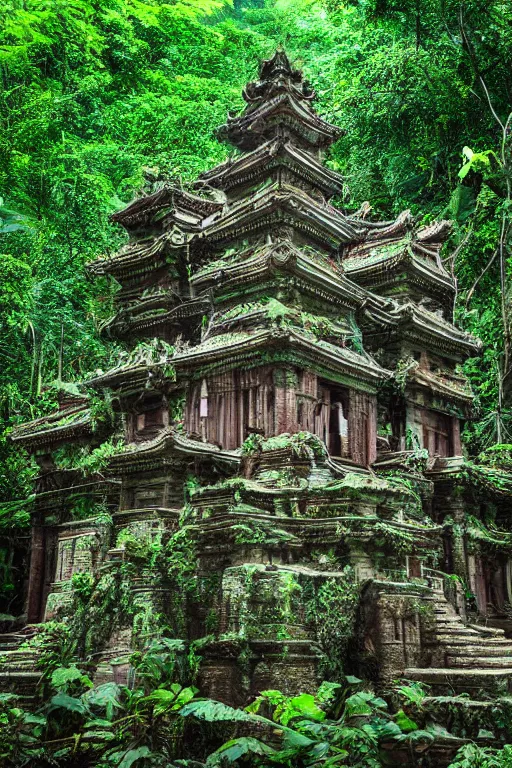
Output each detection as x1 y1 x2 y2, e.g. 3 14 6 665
6 50 512 750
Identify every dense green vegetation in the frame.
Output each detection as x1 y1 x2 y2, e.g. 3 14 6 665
2 635 512 767
1 0 512 763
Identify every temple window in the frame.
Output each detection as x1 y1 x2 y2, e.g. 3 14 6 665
316 381 351 458
406 556 422 579
422 410 454 457
200 379 209 418
133 398 167 440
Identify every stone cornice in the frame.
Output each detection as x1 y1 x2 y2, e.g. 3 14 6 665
197 139 344 198
11 405 92 450
172 326 390 388
191 240 370 310
200 184 365 250
105 427 239 474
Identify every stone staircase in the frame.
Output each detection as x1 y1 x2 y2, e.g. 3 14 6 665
405 586 512 697
0 625 41 703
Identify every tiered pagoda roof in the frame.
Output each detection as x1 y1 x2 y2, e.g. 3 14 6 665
101 291 210 340
410 362 473 408
172 325 390 389
86 338 177 396
217 49 342 151
88 186 223 281
361 301 481 360
109 186 222 233
199 182 365 250
343 216 455 313
11 402 92 450
11 385 92 450
104 427 239 474
190 239 378 310
196 138 345 198
18 49 478 454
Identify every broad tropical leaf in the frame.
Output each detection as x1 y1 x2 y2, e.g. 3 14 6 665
206 737 275 765
48 693 87 715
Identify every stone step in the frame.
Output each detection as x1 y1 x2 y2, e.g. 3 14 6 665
0 629 39 653
434 622 506 639
0 663 38 672
404 667 512 692
442 644 512 657
446 655 512 669
0 649 37 659
0 641 22 651
467 623 507 637
0 670 41 703
436 620 483 637
434 634 512 647
436 616 486 637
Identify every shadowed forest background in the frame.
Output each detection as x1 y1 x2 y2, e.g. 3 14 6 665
0 0 511 628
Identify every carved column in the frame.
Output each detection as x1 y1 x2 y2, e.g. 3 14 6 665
448 496 467 582
26 518 45 623
452 417 462 456
273 368 298 435
349 391 377 465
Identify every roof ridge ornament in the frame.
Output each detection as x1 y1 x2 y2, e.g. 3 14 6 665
244 48 315 105
217 47 340 151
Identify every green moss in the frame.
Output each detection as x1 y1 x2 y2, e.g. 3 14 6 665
466 515 512 552
53 436 125 474
241 431 327 461
304 566 359 680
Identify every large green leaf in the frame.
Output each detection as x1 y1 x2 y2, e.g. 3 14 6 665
281 728 315 749
84 682 122 720
395 709 418 733
48 693 87 715
206 737 275 766
180 699 262 724
344 692 384 718
276 693 326 726
114 746 155 768
143 685 197 716
51 664 93 692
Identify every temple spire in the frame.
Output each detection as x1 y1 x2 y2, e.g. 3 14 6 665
217 47 341 151
259 47 294 78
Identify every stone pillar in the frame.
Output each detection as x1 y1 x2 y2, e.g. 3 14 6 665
405 402 423 449
26 521 45 623
273 368 297 434
449 497 467 582
452 418 462 456
349 391 377 465
350 547 374 582
367 393 377 465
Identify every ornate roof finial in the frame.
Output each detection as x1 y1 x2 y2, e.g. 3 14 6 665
258 47 295 82
216 46 340 151
246 48 310 103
